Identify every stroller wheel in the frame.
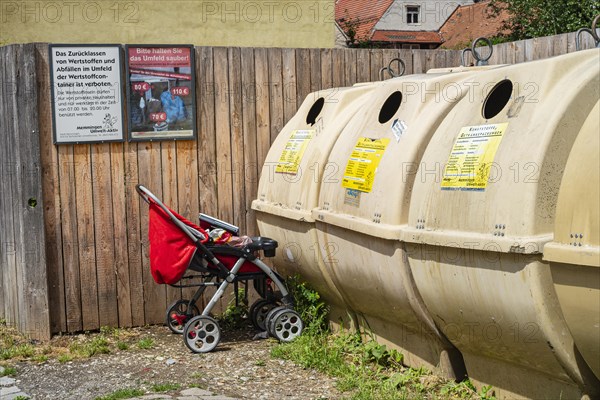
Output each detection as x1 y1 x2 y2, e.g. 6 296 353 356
249 299 279 331
166 300 200 334
183 315 221 353
266 307 304 342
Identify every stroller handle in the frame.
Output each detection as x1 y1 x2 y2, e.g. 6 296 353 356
136 184 155 204
136 184 207 244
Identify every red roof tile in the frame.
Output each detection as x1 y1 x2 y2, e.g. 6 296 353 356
335 0 395 41
439 1 509 49
371 30 443 44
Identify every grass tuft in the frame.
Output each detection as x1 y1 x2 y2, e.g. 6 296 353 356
136 338 154 350
271 276 497 400
94 388 145 400
151 382 181 392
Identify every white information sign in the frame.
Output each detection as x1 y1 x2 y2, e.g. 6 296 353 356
50 45 125 143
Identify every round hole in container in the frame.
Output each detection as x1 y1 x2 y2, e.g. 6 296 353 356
378 91 402 124
306 97 325 126
482 79 513 119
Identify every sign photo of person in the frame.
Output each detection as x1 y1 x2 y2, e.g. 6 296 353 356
126 45 196 141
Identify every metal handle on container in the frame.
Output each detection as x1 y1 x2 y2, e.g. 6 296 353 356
576 14 600 51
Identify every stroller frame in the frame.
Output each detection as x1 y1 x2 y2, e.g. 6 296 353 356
137 185 303 353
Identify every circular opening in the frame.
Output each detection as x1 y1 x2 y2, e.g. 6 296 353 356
306 97 325 126
378 91 403 124
28 197 37 208
483 80 513 119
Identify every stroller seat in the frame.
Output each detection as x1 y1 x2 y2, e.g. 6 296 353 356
136 184 303 354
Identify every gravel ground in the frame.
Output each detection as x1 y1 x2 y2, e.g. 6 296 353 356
14 325 341 400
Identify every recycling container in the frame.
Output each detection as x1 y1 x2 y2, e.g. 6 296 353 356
252 84 378 325
544 100 600 381
310 67 500 378
404 48 600 399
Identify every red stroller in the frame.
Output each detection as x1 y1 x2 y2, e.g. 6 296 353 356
136 185 303 353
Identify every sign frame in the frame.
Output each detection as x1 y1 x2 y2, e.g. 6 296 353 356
49 43 126 144
125 44 197 142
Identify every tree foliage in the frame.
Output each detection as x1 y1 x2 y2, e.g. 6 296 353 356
489 0 599 40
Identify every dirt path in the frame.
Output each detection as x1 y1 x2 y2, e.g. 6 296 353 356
15 326 340 400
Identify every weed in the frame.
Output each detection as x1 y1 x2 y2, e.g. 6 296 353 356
1 344 35 360
0 366 17 376
94 388 145 400
117 341 129 351
137 338 154 350
70 336 110 357
33 354 49 363
272 279 493 399
218 288 248 330
151 382 181 392
57 354 74 363
13 396 30 400
285 276 329 334
255 360 266 367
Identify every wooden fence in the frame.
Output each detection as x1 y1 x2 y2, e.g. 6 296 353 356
0 31 597 339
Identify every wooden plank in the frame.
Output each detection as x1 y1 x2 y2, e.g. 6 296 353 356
419 49 444 71
160 141 181 306
524 37 536 61
254 48 271 182
444 49 462 70
57 145 82 332
370 49 383 82
110 142 133 328
197 47 218 219
35 44 66 334
12 44 51 339
513 39 526 64
214 47 234 223
412 49 427 73
73 144 100 331
268 48 284 144
295 48 311 105
9 46 26 334
537 36 553 59
124 141 145 327
355 49 370 83
282 48 298 126
91 144 118 328
228 47 246 232
309 48 322 92
137 141 166 325
332 49 345 89
320 48 333 89
241 47 259 236
176 139 200 303
552 33 568 57
343 48 357 86
0 45 18 326
567 32 578 53
5 44 50 340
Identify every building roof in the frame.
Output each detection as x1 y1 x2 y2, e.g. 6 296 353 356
371 30 443 44
439 1 509 48
335 0 395 41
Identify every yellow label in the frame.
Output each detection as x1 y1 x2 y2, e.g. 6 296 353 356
275 130 314 174
342 137 390 193
441 123 508 191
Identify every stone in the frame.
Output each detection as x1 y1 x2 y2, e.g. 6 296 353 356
0 376 17 387
0 386 21 396
4 391 30 400
179 387 213 396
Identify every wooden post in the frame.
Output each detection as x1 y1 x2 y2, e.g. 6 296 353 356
0 44 50 340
